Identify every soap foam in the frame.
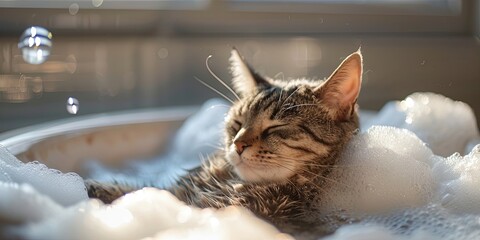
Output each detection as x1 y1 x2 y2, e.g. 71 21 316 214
326 204 480 240
364 92 479 156
317 126 436 215
3 186 288 240
321 142 480 240
0 182 62 225
0 145 87 206
434 145 480 214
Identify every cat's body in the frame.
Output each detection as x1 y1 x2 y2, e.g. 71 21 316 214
86 49 363 238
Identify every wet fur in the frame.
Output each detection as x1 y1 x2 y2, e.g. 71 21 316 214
86 49 362 238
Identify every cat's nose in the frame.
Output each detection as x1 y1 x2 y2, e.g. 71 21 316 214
234 140 249 155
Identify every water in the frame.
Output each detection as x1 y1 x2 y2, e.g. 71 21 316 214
17 26 53 65
66 97 79 114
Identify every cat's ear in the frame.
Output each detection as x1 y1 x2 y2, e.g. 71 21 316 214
230 48 272 97
315 50 362 120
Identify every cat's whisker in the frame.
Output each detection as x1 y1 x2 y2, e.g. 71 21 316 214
212 155 233 170
259 158 296 168
195 76 235 104
285 165 346 187
268 162 308 193
266 159 334 193
203 143 224 151
273 153 356 169
270 155 347 188
302 162 361 169
278 168 307 194
246 154 348 188
305 170 345 187
271 154 315 164
206 55 241 101
297 166 347 188
207 104 232 110
237 161 270 182
281 156 360 169
198 152 206 163
282 103 317 112
208 154 227 170
273 72 285 81
281 87 301 108
285 179 303 195
256 156 298 169
276 88 284 109
294 173 330 196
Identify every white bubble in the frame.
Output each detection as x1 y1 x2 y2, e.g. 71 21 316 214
18 26 52 65
65 55 78 74
66 97 79 114
69 3 79 15
92 0 103 7
157 48 169 59
365 93 479 157
318 126 435 216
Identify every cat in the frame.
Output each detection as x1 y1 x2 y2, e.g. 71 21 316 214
86 48 363 238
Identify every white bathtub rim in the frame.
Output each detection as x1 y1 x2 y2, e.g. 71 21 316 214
0 106 198 155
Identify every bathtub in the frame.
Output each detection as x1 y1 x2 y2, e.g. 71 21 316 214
0 107 198 175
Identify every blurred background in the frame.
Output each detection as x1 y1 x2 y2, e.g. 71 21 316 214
0 0 479 132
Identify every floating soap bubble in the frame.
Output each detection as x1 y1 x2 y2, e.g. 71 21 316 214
17 26 53 65
92 0 103 7
66 97 79 114
157 48 169 59
69 3 79 15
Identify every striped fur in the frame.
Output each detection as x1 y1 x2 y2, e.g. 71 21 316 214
86 49 363 239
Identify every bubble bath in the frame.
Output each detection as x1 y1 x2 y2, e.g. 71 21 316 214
0 92 479 240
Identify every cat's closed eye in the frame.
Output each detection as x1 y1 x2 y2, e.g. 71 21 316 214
261 124 288 139
230 120 243 133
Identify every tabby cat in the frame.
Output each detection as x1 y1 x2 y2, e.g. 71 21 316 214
86 48 363 238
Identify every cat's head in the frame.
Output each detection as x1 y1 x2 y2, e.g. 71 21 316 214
224 48 362 184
